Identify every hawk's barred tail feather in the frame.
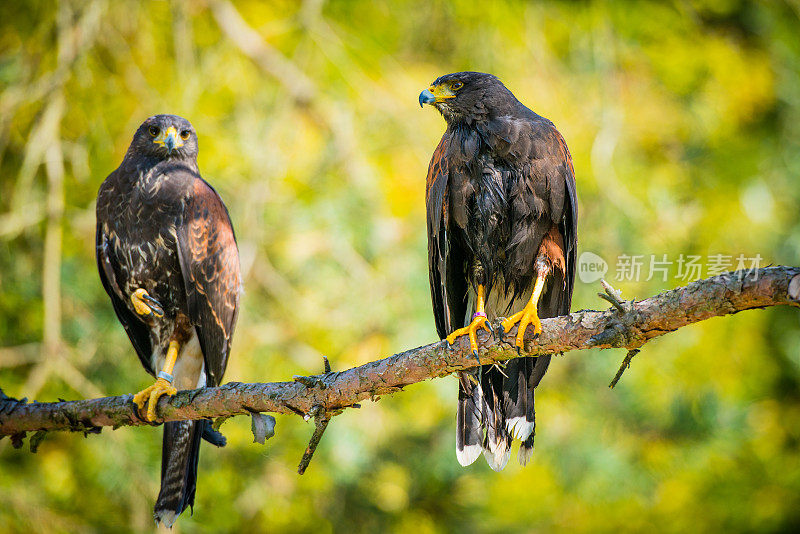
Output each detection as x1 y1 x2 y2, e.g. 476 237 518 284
481 368 512 472
456 370 483 466
154 420 203 527
502 358 536 441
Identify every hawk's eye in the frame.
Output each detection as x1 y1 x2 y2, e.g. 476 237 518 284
180 130 191 140
451 81 463 90
148 126 160 137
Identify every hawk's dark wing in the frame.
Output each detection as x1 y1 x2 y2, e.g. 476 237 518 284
176 178 241 387
96 180 154 374
426 135 468 340
426 134 485 465
528 118 577 317
556 124 578 314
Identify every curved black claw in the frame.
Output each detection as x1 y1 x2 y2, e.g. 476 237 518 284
496 322 507 340
485 323 496 338
471 349 481 366
141 294 164 317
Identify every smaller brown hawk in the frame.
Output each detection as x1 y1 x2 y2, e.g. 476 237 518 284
96 114 241 526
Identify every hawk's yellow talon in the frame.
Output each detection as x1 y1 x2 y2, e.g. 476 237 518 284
131 288 164 318
133 340 180 421
131 289 151 315
446 314 492 354
500 269 547 350
501 305 542 350
446 284 491 363
133 378 177 421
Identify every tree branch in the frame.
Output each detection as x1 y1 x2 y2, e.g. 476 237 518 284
2 267 799 439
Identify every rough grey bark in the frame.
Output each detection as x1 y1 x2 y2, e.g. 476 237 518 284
2 267 799 440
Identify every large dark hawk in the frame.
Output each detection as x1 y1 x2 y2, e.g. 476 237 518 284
420 72 577 470
96 114 241 525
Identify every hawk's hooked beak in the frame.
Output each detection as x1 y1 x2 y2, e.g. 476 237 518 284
419 85 455 107
419 88 435 107
153 126 183 154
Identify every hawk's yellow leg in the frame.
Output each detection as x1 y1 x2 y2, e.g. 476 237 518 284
131 288 164 318
133 340 179 421
501 271 547 350
446 284 492 361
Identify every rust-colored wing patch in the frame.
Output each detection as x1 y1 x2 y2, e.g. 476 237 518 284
177 179 241 386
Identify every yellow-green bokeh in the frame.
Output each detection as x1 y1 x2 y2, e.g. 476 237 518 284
1 0 799 532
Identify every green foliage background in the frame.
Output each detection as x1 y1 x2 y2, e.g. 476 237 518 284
2 0 800 532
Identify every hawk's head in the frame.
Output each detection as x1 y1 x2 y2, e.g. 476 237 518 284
128 114 199 161
419 72 516 124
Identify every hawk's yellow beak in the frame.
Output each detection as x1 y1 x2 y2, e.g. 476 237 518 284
419 84 456 107
153 126 183 154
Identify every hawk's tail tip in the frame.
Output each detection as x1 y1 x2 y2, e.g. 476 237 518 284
456 443 482 466
483 444 511 472
518 434 536 466
154 509 178 529
505 416 535 441
518 444 534 466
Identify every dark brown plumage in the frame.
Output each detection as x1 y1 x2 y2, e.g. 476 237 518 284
420 72 577 470
96 114 240 525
